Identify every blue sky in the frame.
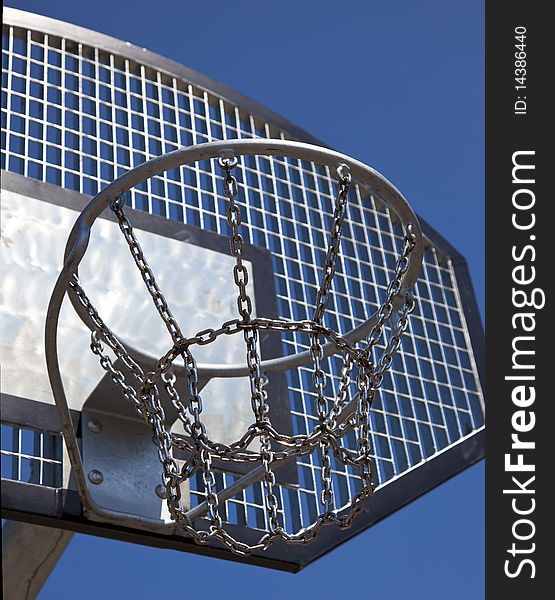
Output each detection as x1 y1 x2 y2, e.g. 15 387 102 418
7 1 484 598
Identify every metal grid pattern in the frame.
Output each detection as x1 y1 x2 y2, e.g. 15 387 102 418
0 423 63 487
1 23 484 533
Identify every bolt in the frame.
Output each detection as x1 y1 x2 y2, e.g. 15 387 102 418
88 470 104 485
155 484 167 499
87 418 102 433
219 148 235 160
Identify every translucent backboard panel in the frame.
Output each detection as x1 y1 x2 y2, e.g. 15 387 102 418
1 8 484 571
1 189 259 445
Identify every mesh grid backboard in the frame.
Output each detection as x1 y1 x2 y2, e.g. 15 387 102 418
1 8 484 571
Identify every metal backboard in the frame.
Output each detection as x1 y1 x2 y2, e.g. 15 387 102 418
1 8 484 572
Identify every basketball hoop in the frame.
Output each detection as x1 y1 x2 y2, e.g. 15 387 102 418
46 139 423 555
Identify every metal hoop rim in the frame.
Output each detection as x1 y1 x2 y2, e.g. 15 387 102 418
49 138 423 379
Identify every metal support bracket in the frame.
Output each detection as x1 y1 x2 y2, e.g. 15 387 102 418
81 360 191 533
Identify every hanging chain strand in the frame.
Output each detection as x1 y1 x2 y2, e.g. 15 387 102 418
72 155 418 556
328 353 353 429
110 195 185 345
373 293 416 388
219 156 254 322
311 164 352 421
70 275 144 383
362 225 417 358
311 165 351 516
218 156 281 534
258 375 281 534
218 156 267 425
109 195 210 523
313 164 352 324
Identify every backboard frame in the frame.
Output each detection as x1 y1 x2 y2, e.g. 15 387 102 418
1 7 485 572
1 168 484 572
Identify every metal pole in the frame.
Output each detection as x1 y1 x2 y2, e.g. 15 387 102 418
2 520 74 600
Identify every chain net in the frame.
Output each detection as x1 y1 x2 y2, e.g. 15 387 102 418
70 154 417 555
